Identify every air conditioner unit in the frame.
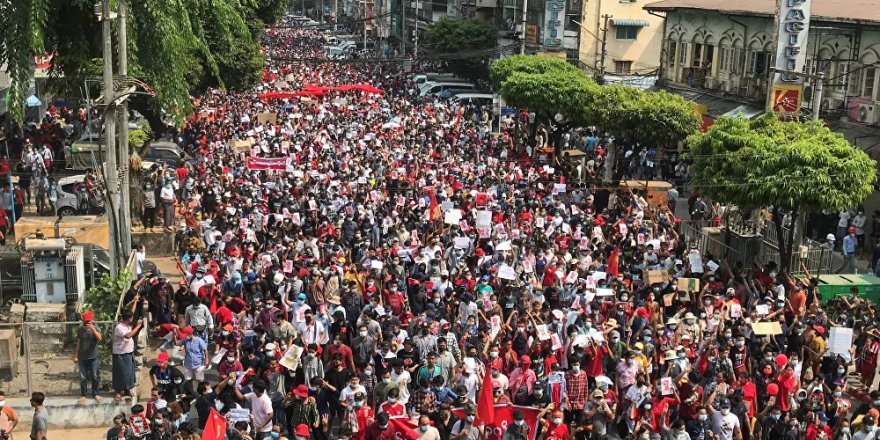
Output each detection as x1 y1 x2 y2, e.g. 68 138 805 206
858 103 876 123
822 98 834 110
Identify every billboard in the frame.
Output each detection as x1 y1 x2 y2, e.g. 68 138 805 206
769 0 812 114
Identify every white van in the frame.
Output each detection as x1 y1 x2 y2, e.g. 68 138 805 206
412 73 460 87
419 81 476 96
451 93 494 106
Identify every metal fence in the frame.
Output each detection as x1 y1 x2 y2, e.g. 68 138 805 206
0 321 116 397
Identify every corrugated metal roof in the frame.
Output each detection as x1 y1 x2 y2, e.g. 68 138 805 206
644 0 880 24
612 19 650 27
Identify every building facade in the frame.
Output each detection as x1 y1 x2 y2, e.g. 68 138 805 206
578 0 665 78
645 0 880 124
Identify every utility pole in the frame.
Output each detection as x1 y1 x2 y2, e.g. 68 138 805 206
599 14 611 82
519 0 528 54
363 0 368 54
811 72 825 121
101 0 119 276
402 0 407 55
117 0 132 257
414 26 419 58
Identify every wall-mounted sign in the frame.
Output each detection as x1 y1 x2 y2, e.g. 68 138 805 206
526 24 538 45
543 0 565 47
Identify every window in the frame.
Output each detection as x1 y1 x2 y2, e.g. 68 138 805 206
719 46 736 72
749 51 770 76
679 43 687 64
667 40 677 66
865 67 876 99
615 60 632 74
616 26 639 40
704 45 714 69
692 43 703 67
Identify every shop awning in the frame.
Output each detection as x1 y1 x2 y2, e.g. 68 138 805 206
612 19 650 27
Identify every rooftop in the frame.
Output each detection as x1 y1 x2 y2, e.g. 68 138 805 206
644 0 880 25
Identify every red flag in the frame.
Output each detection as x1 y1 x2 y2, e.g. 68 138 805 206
607 247 620 278
388 417 422 439
425 186 441 221
202 409 227 440
476 366 495 425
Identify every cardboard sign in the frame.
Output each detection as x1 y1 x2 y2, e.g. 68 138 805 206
279 344 304 370
663 293 675 307
751 322 783 336
257 112 278 124
232 140 252 152
644 269 666 285
676 278 700 292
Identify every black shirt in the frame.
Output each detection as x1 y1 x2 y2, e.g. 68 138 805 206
431 412 461 440
195 391 216 429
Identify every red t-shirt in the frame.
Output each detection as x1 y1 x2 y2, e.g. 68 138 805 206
545 422 570 440
584 345 608 377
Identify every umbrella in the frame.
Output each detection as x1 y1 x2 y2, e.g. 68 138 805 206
25 95 42 107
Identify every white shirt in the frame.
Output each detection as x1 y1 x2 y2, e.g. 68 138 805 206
135 250 146 276
418 426 441 440
392 370 411 404
244 392 274 433
712 411 740 440
160 186 175 202
339 384 366 407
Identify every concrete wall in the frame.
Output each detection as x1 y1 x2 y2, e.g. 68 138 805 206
8 396 131 431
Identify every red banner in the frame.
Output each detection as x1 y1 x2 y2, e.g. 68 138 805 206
452 405 540 440
246 157 287 170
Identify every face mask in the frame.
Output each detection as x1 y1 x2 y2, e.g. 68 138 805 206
227 380 234 386
492 370 500 378
585 323 593 329
388 397 397 403
644 404 652 410
552 418 563 425
382 378 390 383
720 409 730 416
359 331 367 337
378 424 388 430
534 391 543 397
222 331 230 336
644 337 652 343
270 433 280 439
364 370 373 376
354 401 364 408
621 296 628 302
736 341 745 347
669 325 677 330
724 333 732 339
515 420 525 426
874 400 880 407
420 426 429 433
466 415 475 423
771 414 781 421
174 379 183 385
698 414 708 422
490 351 499 358
838 368 845 374
842 428 850 434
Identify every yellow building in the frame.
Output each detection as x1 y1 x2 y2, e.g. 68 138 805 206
578 0 665 78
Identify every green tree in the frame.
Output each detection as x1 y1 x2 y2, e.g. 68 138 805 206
0 0 289 127
688 114 877 271
490 54 579 88
426 17 497 53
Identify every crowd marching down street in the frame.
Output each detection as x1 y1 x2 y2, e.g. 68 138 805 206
97 14 880 440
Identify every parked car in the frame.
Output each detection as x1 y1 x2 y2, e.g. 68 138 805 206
450 93 494 106
140 140 187 168
419 82 477 97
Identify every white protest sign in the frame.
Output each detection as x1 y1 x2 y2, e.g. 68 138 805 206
444 209 462 225
476 211 492 228
454 237 471 249
688 252 704 273
596 288 615 297
536 324 552 341
829 327 854 355
498 265 516 280
553 183 567 194
496 241 512 251
660 377 675 395
211 348 228 366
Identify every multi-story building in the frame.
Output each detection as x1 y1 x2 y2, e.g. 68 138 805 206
644 0 880 130
578 0 665 81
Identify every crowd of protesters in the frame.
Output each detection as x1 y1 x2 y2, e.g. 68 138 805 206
87 14 880 440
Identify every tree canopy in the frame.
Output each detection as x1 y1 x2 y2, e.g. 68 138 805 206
425 18 498 54
0 0 289 126
490 55 701 146
688 114 876 213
